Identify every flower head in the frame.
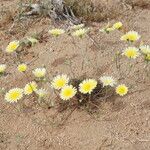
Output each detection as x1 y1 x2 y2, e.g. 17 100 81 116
113 22 123 30
5 88 23 103
72 28 88 38
121 31 140 42
116 84 128 96
122 47 140 59
100 27 115 33
24 81 38 95
60 85 77 101
51 74 69 90
106 27 115 32
145 54 150 61
27 37 38 46
0 64 6 74
36 88 47 98
100 22 115 34
140 45 150 55
79 79 97 94
17 64 27 72
6 40 20 53
33 68 46 78
71 24 85 30
48 29 65 37
100 76 116 87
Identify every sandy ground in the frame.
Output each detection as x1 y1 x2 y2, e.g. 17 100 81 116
0 0 150 150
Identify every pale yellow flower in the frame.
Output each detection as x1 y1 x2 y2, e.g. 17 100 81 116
32 68 46 78
0 64 6 73
6 41 20 53
116 84 128 96
122 47 140 59
113 22 123 29
48 29 65 37
106 27 115 32
100 76 116 87
71 24 85 30
5 88 23 103
51 74 69 90
36 88 47 98
140 45 150 55
100 27 115 33
27 37 38 46
145 54 150 61
100 22 115 33
17 64 27 72
121 31 140 42
60 85 77 101
79 79 97 94
72 28 88 38
24 81 37 95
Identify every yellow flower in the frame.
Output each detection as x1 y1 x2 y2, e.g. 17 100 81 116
17 64 27 72
100 28 115 34
5 88 23 103
106 27 115 33
36 88 47 98
121 31 140 42
0 64 6 73
72 28 88 38
122 47 140 59
6 40 20 53
79 79 97 94
145 54 150 61
48 29 65 37
51 74 69 90
24 81 38 95
32 68 46 78
60 85 77 101
140 45 150 55
27 37 38 46
116 84 128 96
113 22 123 29
100 76 116 87
71 24 85 30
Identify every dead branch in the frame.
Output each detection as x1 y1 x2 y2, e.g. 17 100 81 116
22 0 81 25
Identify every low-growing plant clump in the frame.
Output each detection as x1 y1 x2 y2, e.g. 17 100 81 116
1 21 150 123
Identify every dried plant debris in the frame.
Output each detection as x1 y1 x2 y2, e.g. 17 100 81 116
22 0 81 24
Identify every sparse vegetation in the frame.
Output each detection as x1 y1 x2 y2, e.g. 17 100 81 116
2 20 149 121
1 0 150 149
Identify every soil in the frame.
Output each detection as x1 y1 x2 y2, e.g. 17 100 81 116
0 0 150 150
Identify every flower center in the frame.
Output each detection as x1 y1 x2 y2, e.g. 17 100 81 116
84 83 91 91
64 89 72 97
57 80 65 87
10 92 20 100
10 44 17 50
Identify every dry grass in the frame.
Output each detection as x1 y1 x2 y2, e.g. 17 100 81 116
65 0 150 21
125 0 150 8
0 7 14 28
65 0 126 21
1 0 149 27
